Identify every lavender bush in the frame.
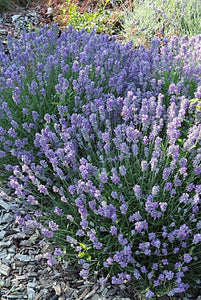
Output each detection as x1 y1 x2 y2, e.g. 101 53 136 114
0 26 201 298
120 0 201 47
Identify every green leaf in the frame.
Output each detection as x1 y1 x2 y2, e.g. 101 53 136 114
78 252 85 258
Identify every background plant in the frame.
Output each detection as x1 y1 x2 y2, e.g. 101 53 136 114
51 0 201 47
116 0 201 47
51 0 123 35
0 0 33 11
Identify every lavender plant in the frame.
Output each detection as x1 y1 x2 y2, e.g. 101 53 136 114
10 90 201 298
0 27 201 298
120 0 201 47
0 25 165 178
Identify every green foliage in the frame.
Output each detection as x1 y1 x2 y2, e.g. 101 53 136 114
52 0 123 35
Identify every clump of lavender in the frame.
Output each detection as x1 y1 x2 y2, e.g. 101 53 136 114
7 91 201 298
0 27 201 298
0 27 201 181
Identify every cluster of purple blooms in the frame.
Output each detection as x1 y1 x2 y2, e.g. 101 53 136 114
0 25 201 298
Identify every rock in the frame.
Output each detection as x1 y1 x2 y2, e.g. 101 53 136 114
49 295 59 300
63 286 75 298
15 254 32 262
0 199 10 210
11 14 21 22
0 212 13 223
27 271 38 278
27 287 36 299
0 249 7 259
0 279 5 286
46 7 53 16
34 290 44 300
0 240 11 247
12 275 26 280
0 230 6 239
27 281 38 288
53 283 62 295
28 11 37 17
84 289 96 299
7 295 26 299
0 264 11 276
8 247 15 253
91 295 102 300
2 256 15 265
113 298 131 300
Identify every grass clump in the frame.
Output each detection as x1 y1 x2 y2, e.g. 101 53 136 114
119 0 201 47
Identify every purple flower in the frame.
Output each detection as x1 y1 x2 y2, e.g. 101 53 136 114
159 202 167 212
154 280 160 287
110 173 120 184
54 248 64 256
152 185 160 196
99 170 108 183
135 220 148 232
68 185 76 195
141 160 148 171
133 269 141 279
27 195 37 205
173 248 180 254
8 128 17 138
103 261 109 268
1 26 201 296
193 234 201 244
99 277 107 286
163 270 174 280
162 167 171 180
76 229 85 236
119 165 127 176
111 191 118 199
80 219 88 230
49 221 58 231
79 269 89 279
162 259 169 265
183 254 192 263
72 60 80 72
120 202 128 214
38 184 48 195
129 211 142 222
118 233 128 246
141 266 148 273
83 262 89 269
41 227 54 238
110 225 117 235
66 235 77 245
151 263 158 270
47 257 57 267
54 206 63 216
133 184 142 200
146 290 155 299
